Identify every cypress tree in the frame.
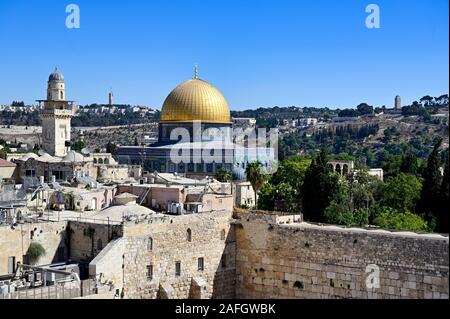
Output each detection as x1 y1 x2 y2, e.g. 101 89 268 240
417 139 443 226
301 149 339 222
437 155 449 233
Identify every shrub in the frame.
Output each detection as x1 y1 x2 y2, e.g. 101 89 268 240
26 242 46 265
373 209 429 232
324 204 369 227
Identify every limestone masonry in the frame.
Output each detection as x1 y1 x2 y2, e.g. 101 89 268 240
1 209 448 299
235 210 449 299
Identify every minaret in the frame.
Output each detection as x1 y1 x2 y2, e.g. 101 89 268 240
38 68 74 157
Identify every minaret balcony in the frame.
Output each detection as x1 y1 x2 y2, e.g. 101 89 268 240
40 109 74 117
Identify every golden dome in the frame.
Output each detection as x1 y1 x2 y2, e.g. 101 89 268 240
160 78 231 124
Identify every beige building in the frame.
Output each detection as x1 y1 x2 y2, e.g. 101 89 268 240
49 186 117 212
117 173 233 214
0 158 17 180
234 181 255 208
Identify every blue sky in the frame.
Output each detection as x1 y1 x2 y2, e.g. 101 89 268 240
0 0 448 110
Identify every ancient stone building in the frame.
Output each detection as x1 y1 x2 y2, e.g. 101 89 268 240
1 209 448 299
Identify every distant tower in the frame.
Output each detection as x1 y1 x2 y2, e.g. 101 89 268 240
38 68 73 157
108 89 114 106
395 95 401 111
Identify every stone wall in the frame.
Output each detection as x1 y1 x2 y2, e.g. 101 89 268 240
68 221 123 262
235 211 449 299
89 238 125 289
121 210 236 299
0 221 68 275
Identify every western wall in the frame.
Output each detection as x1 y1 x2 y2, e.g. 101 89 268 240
234 210 449 299
1 210 448 299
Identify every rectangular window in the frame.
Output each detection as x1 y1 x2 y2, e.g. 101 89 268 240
146 265 153 281
26 170 36 177
221 254 227 269
175 261 181 276
52 171 64 181
198 257 204 271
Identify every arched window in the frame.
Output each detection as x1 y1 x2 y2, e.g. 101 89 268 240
147 237 153 251
104 158 109 165
60 91 64 100
93 158 97 164
343 164 349 175
221 229 226 241
335 164 341 175
186 229 192 242
98 158 104 164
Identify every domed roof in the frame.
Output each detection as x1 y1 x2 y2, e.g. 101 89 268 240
48 68 64 82
160 73 231 124
91 203 159 221
18 153 39 161
37 153 59 163
62 151 87 162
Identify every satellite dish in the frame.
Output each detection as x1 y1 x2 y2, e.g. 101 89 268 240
38 149 46 156
81 147 91 156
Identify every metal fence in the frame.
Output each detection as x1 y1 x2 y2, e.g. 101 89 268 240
0 279 97 300
63 217 122 225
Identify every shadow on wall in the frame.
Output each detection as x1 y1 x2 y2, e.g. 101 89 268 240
211 223 237 299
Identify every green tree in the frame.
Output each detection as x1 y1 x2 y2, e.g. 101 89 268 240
351 170 379 211
0 147 9 159
400 151 419 175
301 149 340 222
356 103 374 115
215 168 232 182
72 140 86 152
373 209 429 232
437 155 449 233
324 173 372 227
324 179 352 225
259 182 300 213
258 156 311 213
380 173 422 213
417 139 443 222
246 161 266 209
106 142 118 156
381 151 402 178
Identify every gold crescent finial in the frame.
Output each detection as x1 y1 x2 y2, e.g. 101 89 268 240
194 64 199 79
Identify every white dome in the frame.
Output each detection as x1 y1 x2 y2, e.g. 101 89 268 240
62 151 87 162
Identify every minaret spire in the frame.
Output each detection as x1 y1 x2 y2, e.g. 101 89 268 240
194 64 199 79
